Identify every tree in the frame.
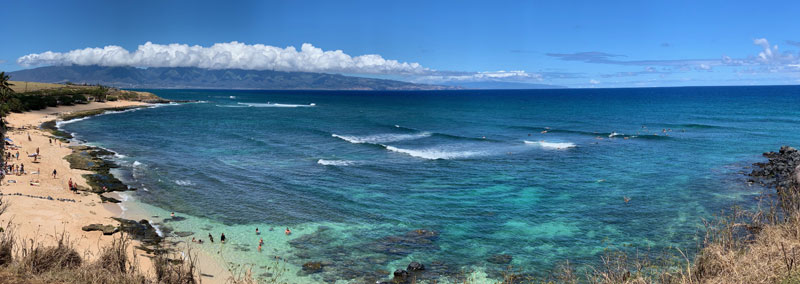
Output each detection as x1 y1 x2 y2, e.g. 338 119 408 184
0 72 13 93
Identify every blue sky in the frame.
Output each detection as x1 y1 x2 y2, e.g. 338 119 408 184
2 0 799 88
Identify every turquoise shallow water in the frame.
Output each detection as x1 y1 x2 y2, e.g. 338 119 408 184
61 87 800 282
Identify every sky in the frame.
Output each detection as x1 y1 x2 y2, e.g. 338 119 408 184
1 0 800 88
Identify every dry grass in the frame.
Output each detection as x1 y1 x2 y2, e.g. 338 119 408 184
7 81 84 93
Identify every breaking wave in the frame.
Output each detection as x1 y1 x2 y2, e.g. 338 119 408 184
332 132 431 144
237 102 316 108
317 159 356 166
524 140 577 149
383 145 482 160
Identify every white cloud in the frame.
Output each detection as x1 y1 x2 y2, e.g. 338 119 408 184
751 38 796 65
17 41 429 75
412 70 542 83
589 79 600 84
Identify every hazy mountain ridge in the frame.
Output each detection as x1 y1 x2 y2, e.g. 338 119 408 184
9 65 457 90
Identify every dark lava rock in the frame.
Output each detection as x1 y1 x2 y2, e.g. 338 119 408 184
750 146 800 191
487 254 513 264
302 261 324 273
407 261 425 271
113 218 162 245
393 269 410 283
81 224 119 235
99 194 121 203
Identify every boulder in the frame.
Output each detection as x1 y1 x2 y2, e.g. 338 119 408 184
393 269 409 283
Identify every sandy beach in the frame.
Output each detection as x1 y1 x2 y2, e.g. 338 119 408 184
0 101 227 283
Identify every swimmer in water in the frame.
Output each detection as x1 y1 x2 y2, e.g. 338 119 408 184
256 228 260 235
220 233 227 243
170 212 175 217
259 238 264 245
208 233 214 243
258 244 262 252
191 237 196 242
285 228 291 235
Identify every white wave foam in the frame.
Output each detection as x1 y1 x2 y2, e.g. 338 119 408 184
216 104 249 108
524 140 576 149
237 102 315 108
384 145 482 160
132 161 144 167
317 159 356 166
332 132 431 144
609 132 623 138
174 179 195 186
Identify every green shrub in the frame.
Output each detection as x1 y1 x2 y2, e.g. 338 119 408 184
58 95 74 106
72 94 88 104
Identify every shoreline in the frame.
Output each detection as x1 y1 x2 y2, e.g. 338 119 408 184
0 101 230 283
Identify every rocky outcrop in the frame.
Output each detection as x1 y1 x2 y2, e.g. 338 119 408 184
112 218 162 246
81 224 119 235
750 146 800 189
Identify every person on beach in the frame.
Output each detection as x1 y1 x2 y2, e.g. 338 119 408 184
20 164 24 175
52 169 57 179
49 138 52 145
220 233 226 243
208 233 214 243
15 152 19 160
68 178 73 190
35 147 39 155
27 134 31 141
285 228 291 235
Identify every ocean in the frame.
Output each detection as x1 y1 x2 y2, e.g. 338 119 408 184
59 86 800 282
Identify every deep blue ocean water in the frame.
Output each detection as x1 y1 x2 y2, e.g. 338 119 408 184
60 86 800 282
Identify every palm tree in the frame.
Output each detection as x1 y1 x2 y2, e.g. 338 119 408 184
0 72 13 93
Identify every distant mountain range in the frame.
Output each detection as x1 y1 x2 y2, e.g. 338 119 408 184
9 65 455 90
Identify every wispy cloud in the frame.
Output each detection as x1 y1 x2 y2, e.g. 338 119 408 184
785 40 800 48
17 41 429 75
548 38 800 76
546 51 716 67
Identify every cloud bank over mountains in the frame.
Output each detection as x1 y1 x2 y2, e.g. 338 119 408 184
17 42 429 75
15 38 800 87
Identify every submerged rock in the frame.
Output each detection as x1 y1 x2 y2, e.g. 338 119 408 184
369 229 440 255
393 269 410 283
302 261 324 273
407 261 425 271
486 254 513 264
81 224 119 235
